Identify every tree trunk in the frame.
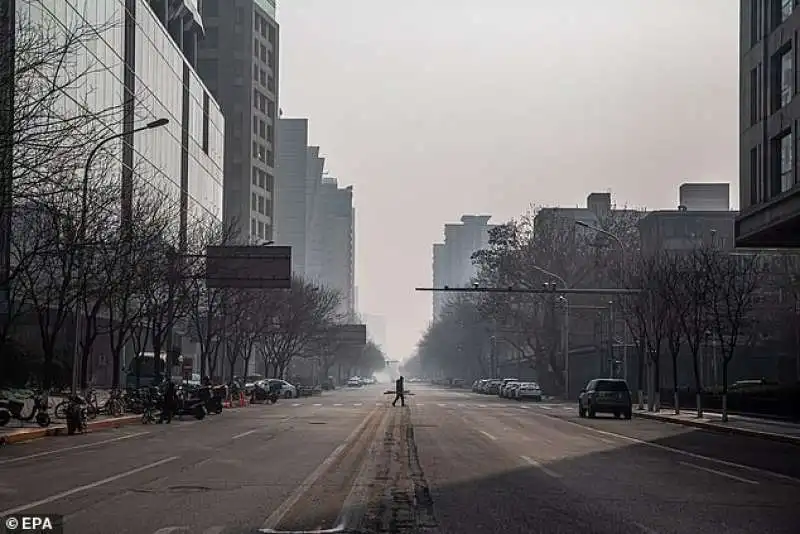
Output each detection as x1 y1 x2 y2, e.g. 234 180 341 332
671 351 679 415
691 347 703 418
112 351 120 389
653 357 661 411
721 358 729 422
636 344 644 410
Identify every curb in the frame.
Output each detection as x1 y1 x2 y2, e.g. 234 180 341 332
0 415 141 445
633 411 800 446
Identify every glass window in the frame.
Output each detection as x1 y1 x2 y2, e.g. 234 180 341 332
202 92 210 154
254 39 259 56
267 50 274 68
267 150 274 167
258 221 265 238
266 124 273 142
268 25 276 45
260 44 267 62
780 131 793 192
781 0 793 23
204 0 219 16
594 380 629 392
750 63 762 125
751 0 762 46
781 49 793 107
258 195 265 214
252 192 258 211
251 218 257 236
259 170 266 188
204 27 218 47
252 166 259 185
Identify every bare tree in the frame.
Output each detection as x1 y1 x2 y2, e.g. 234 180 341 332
704 250 761 422
658 252 687 414
259 279 341 379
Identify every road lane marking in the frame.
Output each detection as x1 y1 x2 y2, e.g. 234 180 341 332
0 432 150 465
631 521 661 534
417 403 425 406
261 405 383 530
543 414 800 484
291 403 302 407
478 404 487 408
540 405 553 410
313 403 322 407
520 455 562 478
0 456 179 516
232 429 259 440
153 528 187 534
353 403 362 406
678 461 759 485
437 403 447 407
479 430 497 441
457 403 466 408
333 403 343 407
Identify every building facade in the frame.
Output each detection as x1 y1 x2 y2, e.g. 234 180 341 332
20 0 225 234
197 0 278 244
431 215 495 320
739 0 800 246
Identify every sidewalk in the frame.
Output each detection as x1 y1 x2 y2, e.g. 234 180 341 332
0 414 140 445
633 408 800 446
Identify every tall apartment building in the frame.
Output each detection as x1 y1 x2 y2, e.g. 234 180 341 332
739 0 800 247
197 0 278 244
432 215 495 320
309 177 355 320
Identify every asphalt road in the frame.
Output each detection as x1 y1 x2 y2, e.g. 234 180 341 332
0 383 798 534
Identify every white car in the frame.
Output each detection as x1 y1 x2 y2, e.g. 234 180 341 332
516 382 542 401
347 377 362 387
260 379 297 398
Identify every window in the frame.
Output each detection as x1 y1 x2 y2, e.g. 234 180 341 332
202 92 210 154
258 221 265 239
253 115 258 135
781 49 793 107
254 39 259 57
267 75 275 93
260 44 267 63
259 119 266 139
781 0 793 23
258 195 265 214
267 50 274 69
269 25 276 45
252 166 259 185
259 170 266 188
266 124 273 142
236 7 245 24
204 0 218 16
750 144 763 204
778 131 793 193
750 63 762 125
204 27 218 47
265 173 274 192
251 192 258 211
260 69 267 86
267 99 275 119
251 218 257 236
254 14 260 33
267 150 274 167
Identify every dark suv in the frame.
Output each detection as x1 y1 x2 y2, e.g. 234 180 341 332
578 378 632 419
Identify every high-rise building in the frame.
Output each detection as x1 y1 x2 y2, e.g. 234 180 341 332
432 215 495 320
197 0 278 244
308 177 355 320
274 118 323 276
738 0 800 247
19 0 225 232
361 313 387 350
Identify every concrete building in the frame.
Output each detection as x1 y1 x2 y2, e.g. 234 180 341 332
738 0 800 247
432 215 495 320
197 0 278 244
639 183 736 254
273 118 324 276
308 177 355 320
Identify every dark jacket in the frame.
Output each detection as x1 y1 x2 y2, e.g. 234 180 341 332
395 378 404 393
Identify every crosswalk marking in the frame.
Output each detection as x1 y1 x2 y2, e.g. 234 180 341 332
417 403 425 406
437 403 447 407
313 403 322 407
353 403 362 406
333 403 343 406
291 403 301 407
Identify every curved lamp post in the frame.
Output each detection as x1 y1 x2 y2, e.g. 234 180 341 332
71 118 169 394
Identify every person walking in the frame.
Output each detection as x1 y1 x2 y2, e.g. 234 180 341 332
392 375 405 407
159 380 177 424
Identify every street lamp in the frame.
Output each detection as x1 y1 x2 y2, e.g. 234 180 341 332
71 118 169 394
536 266 570 399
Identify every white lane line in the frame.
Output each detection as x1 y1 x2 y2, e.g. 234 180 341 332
517 405 530 409
417 403 426 406
678 461 759 485
0 456 179 516
520 455 562 478
540 405 553 410
333 403 343 407
437 403 447 407
261 406 382 529
478 404 487 408
457 403 466 408
543 414 800 484
232 429 259 440
353 403 362 407
0 432 150 465
313 403 322 407
479 430 497 441
631 521 661 534
291 403 302 407
153 528 187 534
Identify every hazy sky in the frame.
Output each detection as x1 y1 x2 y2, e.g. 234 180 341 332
276 0 740 361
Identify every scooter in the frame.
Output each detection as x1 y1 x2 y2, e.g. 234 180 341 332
0 390 51 427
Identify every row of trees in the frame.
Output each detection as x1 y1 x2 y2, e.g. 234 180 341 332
0 7 386 389
414 206 800 420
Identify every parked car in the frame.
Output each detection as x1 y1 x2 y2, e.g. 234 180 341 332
347 377 363 387
515 382 542 401
578 378 632 419
257 379 297 399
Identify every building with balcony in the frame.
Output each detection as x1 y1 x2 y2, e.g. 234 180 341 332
738 0 800 246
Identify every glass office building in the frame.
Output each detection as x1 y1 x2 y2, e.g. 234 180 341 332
18 0 224 236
